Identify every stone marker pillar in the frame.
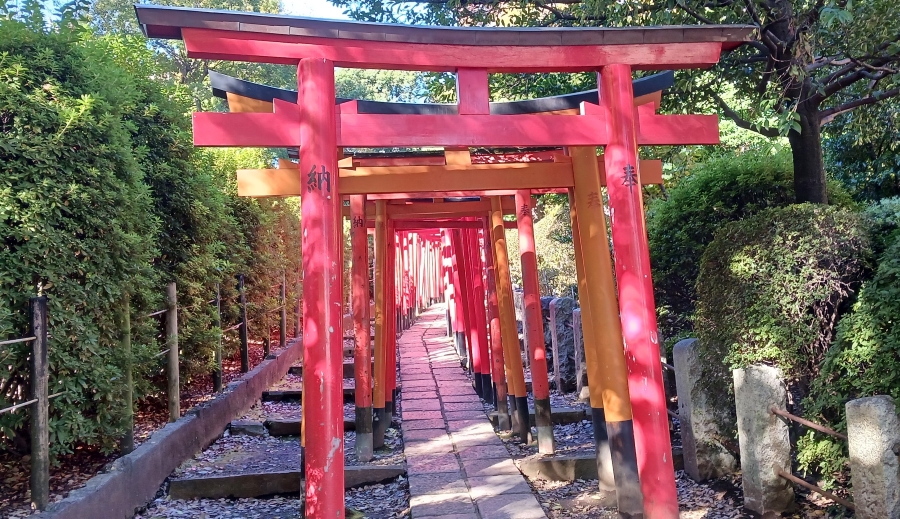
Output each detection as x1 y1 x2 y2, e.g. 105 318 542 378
572 309 589 401
674 338 737 481
548 297 577 393
733 365 794 515
846 395 900 519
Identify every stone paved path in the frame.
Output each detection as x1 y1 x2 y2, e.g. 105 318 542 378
399 305 547 519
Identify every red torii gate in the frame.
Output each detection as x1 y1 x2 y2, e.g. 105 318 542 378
135 6 753 518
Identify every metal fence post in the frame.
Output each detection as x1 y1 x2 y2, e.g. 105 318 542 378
119 294 134 454
237 274 249 373
280 272 287 350
213 283 223 392
166 282 180 422
29 296 49 511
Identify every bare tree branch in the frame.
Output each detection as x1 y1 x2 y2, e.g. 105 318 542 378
709 90 781 137
675 0 716 24
820 87 900 125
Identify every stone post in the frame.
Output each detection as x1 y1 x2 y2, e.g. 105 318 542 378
846 395 900 519
548 297 577 392
733 365 794 515
572 308 589 401
673 339 737 481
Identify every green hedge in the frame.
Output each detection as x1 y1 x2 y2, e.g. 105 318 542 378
0 21 301 456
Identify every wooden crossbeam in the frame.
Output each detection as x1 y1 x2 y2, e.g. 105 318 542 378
236 159 663 197
195 98 718 148
182 28 725 72
341 199 515 219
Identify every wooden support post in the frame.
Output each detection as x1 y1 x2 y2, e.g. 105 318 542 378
483 219 509 426
516 191 555 454
351 194 373 462
570 147 642 514
373 200 388 448
166 282 180 422
568 189 618 496
465 227 493 404
452 228 480 395
600 64 679 518
213 284 223 393
237 274 249 373
386 220 398 416
29 296 49 512
280 272 287 350
449 233 468 368
490 197 530 443
298 57 344 519
119 294 134 454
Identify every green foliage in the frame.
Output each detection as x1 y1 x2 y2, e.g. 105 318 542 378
0 19 302 458
647 149 842 344
695 205 870 382
0 19 159 453
798 204 900 480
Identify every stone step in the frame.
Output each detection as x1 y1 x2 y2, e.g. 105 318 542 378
517 449 683 482
262 384 399 403
168 465 406 500
487 407 587 428
264 417 356 436
289 360 374 379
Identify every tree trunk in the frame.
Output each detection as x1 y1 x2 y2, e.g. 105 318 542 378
788 102 828 204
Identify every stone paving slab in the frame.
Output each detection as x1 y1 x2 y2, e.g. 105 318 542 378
408 471 468 496
398 306 546 519
402 419 447 431
475 493 546 519
406 453 462 475
410 493 476 517
443 410 486 421
402 391 439 400
403 400 442 411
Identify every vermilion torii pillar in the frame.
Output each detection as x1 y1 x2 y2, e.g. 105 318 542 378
296 58 344 518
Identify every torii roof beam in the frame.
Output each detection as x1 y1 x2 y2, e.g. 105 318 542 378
136 5 753 72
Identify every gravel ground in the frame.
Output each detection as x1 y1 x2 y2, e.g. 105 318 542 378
134 477 410 519
238 400 356 422
172 424 403 478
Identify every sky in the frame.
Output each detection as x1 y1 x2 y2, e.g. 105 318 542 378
281 0 351 20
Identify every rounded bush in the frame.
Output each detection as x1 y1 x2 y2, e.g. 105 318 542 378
695 204 870 381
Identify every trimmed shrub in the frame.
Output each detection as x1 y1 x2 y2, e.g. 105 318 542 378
647 150 853 346
695 205 870 383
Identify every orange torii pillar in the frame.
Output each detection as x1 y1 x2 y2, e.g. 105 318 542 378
570 147 642 515
350 194 373 462
601 65 679 517
482 218 509 427
373 200 389 448
567 188 618 498
515 191 555 454
387 220 398 416
297 58 344 518
490 196 530 443
464 226 493 404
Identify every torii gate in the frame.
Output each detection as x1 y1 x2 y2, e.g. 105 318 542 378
135 6 753 517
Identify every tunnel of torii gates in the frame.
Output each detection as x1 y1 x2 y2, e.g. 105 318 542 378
136 5 752 518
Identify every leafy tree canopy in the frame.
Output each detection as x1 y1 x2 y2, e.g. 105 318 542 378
330 0 900 204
